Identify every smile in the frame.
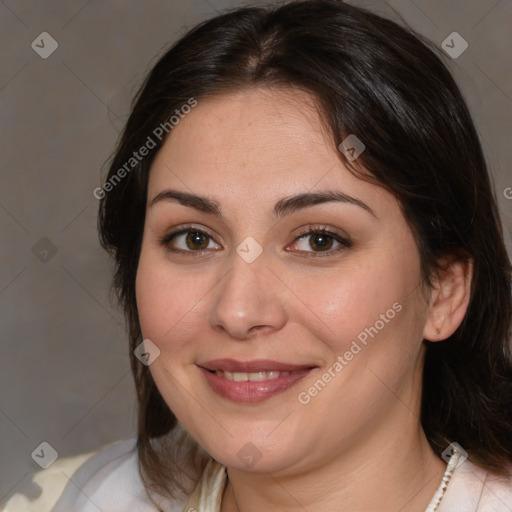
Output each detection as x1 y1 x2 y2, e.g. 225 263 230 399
197 359 317 403
214 370 290 381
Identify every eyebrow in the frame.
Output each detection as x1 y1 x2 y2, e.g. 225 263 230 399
149 188 377 219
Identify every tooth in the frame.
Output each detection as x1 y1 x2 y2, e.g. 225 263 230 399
214 370 295 381
248 371 268 382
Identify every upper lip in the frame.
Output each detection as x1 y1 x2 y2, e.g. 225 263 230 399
198 359 316 373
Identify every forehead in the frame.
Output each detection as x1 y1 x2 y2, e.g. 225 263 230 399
152 88 330 175
147 87 392 215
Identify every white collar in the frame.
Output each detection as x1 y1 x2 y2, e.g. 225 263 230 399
181 448 500 512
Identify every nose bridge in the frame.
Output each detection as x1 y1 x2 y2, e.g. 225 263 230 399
208 245 287 340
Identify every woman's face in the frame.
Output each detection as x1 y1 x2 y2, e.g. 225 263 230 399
136 87 432 474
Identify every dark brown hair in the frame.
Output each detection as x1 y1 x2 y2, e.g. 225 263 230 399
98 0 512 505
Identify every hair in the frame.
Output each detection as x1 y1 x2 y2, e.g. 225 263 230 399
98 0 512 506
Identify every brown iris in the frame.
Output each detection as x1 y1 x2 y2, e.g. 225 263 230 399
186 231 209 250
309 232 334 252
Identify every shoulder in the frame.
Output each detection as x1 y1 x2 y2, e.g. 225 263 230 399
439 456 512 511
481 466 512 511
2 437 187 512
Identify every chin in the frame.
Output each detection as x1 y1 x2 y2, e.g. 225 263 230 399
201 435 302 474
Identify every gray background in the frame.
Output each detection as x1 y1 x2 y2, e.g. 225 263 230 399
1 0 511 505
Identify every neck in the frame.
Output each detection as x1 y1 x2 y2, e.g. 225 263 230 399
220 405 446 512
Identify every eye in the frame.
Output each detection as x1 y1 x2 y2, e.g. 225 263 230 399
159 226 221 253
158 224 351 257
288 226 352 256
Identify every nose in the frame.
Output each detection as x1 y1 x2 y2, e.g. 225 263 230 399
207 249 288 340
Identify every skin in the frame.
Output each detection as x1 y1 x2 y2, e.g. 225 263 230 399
135 87 473 511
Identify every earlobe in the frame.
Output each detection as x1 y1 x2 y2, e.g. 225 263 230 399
423 257 473 342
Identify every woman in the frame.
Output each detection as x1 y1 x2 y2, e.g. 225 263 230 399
5 0 512 510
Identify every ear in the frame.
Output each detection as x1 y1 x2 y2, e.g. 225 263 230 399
422 257 473 342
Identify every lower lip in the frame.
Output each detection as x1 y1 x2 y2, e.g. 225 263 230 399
198 367 314 403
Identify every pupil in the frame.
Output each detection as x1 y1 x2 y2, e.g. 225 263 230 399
312 234 332 251
187 231 208 250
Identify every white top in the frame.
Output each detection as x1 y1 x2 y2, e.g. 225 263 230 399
4 436 512 512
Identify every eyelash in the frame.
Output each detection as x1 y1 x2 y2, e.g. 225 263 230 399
158 224 352 258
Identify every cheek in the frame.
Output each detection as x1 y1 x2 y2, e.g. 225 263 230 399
135 250 206 347
286 250 420 357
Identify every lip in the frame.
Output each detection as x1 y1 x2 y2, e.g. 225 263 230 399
197 359 317 403
198 358 314 373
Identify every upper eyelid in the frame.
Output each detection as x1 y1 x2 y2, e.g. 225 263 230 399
164 224 347 240
168 224 219 242
295 225 349 238
166 226 221 248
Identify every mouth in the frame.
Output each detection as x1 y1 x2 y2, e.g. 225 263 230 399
197 359 317 403
211 369 293 381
